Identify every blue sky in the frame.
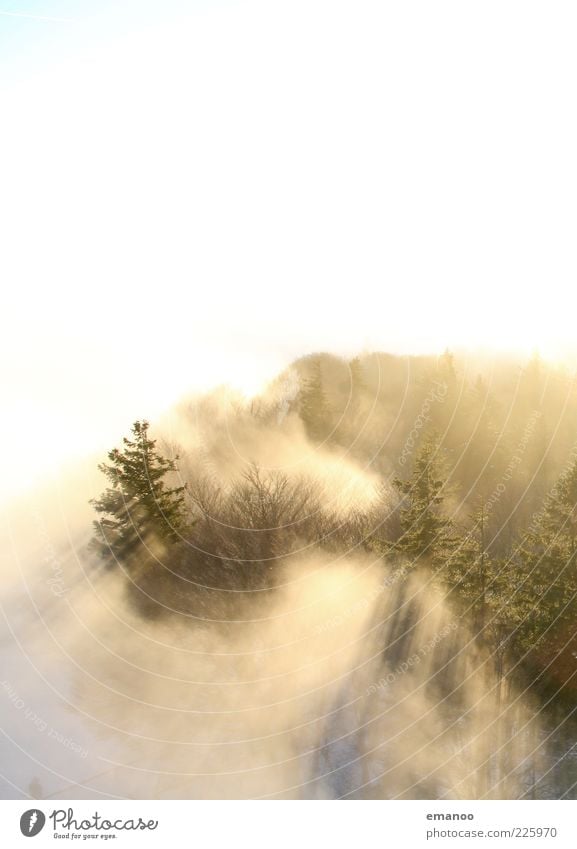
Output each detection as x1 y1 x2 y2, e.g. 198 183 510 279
0 1 213 81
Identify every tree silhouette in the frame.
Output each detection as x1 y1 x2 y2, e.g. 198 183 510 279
298 356 331 441
90 420 187 564
392 434 457 570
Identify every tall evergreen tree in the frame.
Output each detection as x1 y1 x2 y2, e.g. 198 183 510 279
507 458 577 660
91 420 187 563
458 375 501 497
299 356 331 441
334 355 368 445
348 356 367 421
431 349 458 435
349 356 367 397
392 434 457 570
445 498 499 634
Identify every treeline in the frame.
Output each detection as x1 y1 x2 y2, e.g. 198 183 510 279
89 350 577 704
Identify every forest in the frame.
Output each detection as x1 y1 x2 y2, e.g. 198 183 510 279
87 350 577 798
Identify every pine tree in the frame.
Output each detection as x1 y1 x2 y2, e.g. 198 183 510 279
334 356 368 445
299 356 331 441
348 356 367 423
392 434 457 570
508 458 577 658
445 498 499 634
349 356 367 398
459 375 501 495
90 420 188 563
432 349 459 448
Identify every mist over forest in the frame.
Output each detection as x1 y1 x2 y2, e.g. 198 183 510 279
3 349 577 799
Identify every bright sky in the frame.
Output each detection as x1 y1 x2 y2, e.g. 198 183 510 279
1 0 576 499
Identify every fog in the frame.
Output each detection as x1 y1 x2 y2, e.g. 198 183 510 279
0 372 559 800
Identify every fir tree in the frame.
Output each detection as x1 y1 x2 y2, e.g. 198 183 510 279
392 434 457 570
349 356 367 397
508 458 577 656
299 356 331 441
90 420 188 563
445 498 497 634
348 356 367 422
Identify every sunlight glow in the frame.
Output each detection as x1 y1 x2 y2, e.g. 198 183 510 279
1 0 576 501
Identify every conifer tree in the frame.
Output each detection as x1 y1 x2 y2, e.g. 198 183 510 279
348 356 367 420
91 420 187 563
349 356 367 398
508 458 577 655
392 434 457 570
445 498 497 633
459 375 501 495
299 356 331 441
